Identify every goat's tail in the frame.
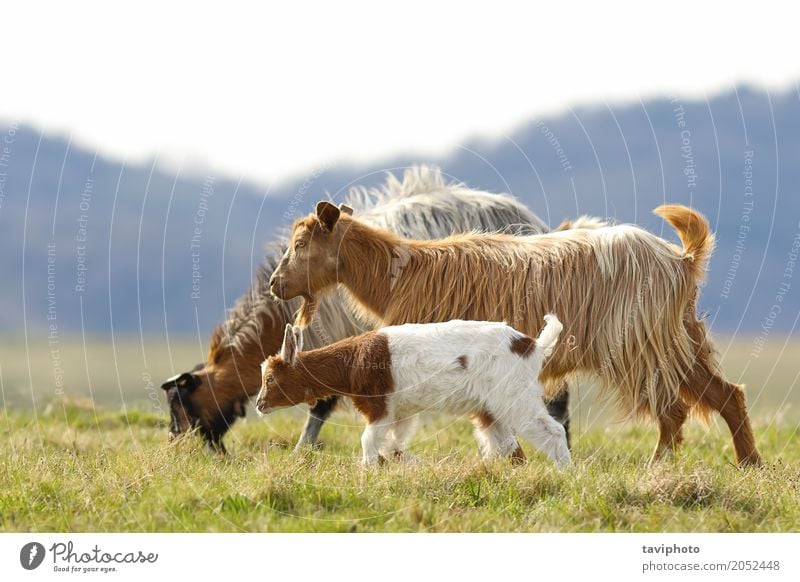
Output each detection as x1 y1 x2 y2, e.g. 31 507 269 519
535 314 563 360
654 204 715 282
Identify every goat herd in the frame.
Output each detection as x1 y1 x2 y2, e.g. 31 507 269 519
161 166 763 469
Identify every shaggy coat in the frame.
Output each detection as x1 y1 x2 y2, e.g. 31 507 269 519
159 166 565 452
256 317 570 466
269 202 763 467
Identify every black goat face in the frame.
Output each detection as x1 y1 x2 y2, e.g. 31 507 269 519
161 366 202 442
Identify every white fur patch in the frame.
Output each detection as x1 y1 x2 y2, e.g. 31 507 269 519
360 318 570 466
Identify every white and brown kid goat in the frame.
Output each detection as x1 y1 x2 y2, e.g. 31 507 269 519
256 316 570 467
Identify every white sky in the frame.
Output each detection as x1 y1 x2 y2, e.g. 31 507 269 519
2 0 798 185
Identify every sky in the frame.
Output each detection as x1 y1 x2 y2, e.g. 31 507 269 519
2 0 798 185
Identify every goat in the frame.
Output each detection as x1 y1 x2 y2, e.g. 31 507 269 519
256 317 570 466
268 202 763 467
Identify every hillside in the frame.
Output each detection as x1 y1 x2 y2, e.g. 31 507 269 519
1 86 798 339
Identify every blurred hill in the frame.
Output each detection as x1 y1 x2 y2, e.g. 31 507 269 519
1 86 798 339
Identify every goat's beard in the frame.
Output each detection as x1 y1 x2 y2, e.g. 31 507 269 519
296 294 318 328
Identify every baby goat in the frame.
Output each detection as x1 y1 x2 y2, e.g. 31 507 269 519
256 316 570 466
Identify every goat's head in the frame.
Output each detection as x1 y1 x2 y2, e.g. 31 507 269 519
161 365 202 435
269 201 353 324
160 359 248 453
256 324 314 414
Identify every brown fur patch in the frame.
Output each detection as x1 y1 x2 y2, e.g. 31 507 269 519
473 410 495 430
509 335 535 358
260 331 393 424
348 332 393 423
456 355 468 369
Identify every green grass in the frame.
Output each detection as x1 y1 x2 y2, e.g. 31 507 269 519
1 400 798 532
1 336 798 532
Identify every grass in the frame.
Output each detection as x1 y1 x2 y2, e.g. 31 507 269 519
1 400 798 532
1 336 798 532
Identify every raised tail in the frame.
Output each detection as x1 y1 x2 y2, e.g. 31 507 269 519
654 204 715 282
535 314 563 360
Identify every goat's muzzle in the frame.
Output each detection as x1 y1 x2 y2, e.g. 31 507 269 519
268 273 285 299
255 401 272 416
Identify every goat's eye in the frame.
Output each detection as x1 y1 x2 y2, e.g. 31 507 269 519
294 241 305 250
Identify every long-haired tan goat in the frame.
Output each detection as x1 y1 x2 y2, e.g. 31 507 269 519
269 202 762 467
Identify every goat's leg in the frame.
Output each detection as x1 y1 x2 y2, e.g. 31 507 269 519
650 397 689 464
471 413 500 459
360 419 391 467
472 420 492 459
545 383 571 448
386 414 418 461
471 412 525 464
515 414 570 466
686 362 763 467
489 423 521 461
295 396 339 451
507 395 570 466
681 314 763 467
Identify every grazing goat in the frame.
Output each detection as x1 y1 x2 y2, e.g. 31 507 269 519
256 317 570 466
160 166 569 453
269 201 763 467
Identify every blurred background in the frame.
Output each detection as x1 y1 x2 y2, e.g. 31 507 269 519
1 1 798 426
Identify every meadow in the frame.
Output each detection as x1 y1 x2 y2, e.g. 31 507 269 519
1 336 798 532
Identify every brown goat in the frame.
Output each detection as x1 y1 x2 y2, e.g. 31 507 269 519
269 202 763 467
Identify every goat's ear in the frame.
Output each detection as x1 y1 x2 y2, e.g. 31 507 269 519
161 372 199 392
338 203 354 216
280 323 297 364
292 325 304 353
315 201 341 232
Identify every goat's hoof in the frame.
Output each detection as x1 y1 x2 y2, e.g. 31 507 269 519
738 454 765 469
